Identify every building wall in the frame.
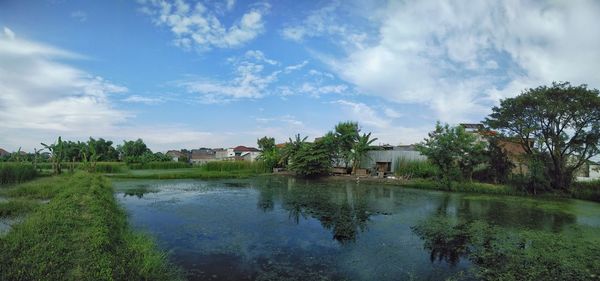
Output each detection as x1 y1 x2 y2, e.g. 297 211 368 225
359 150 427 172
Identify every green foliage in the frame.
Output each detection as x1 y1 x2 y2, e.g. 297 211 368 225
201 160 269 173
257 136 281 171
127 161 191 170
289 141 332 177
485 81 600 190
0 163 37 185
571 180 600 202
394 157 439 179
416 122 487 186
474 138 515 184
257 136 276 152
118 139 151 163
0 173 182 280
350 132 377 174
280 134 308 167
0 198 39 217
41 136 66 174
334 121 360 167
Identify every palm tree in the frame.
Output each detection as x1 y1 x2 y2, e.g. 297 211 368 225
351 133 378 174
280 134 308 166
41 136 65 175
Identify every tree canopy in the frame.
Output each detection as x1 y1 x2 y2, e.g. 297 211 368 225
484 82 600 190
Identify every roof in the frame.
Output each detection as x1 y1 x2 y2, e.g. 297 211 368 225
191 151 215 160
0 148 9 156
166 150 184 157
460 123 484 130
233 146 260 152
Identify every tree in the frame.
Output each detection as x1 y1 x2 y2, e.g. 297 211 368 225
281 134 308 167
416 123 487 186
289 140 332 177
334 121 360 168
118 139 151 163
484 82 600 190
41 136 66 175
484 138 515 184
350 133 377 174
257 136 276 152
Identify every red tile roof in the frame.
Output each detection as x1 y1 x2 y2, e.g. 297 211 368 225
233 146 260 152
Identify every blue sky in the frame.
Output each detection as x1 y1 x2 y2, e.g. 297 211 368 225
1 0 600 152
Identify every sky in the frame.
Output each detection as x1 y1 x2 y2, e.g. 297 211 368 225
1 0 600 152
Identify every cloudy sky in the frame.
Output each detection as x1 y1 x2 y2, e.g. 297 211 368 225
1 0 600 152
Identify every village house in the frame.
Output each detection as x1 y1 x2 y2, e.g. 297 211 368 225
226 146 261 161
0 148 10 157
190 148 217 165
166 150 185 162
576 160 600 181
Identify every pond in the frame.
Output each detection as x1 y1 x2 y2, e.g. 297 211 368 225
113 177 600 281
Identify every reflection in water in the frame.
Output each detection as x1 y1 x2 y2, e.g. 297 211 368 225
113 177 599 281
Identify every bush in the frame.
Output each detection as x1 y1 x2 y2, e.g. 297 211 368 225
127 161 190 170
201 160 269 173
394 157 439 179
0 163 38 185
571 180 600 202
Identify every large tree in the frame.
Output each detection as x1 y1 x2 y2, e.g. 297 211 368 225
334 121 360 168
484 82 600 190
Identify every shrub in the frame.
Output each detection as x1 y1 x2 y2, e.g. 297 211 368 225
0 163 38 185
394 157 439 179
127 161 190 170
571 180 600 202
201 160 269 173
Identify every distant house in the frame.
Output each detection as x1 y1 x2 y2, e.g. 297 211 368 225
576 160 600 182
496 138 530 175
190 149 216 165
227 146 261 162
0 148 9 157
166 150 185 162
359 145 427 174
214 148 228 160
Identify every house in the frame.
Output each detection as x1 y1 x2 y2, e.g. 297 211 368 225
496 138 530 175
227 146 261 162
359 145 427 174
190 149 216 165
214 148 228 160
166 150 185 162
576 160 600 182
0 148 9 157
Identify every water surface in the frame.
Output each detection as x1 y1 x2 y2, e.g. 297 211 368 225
113 177 600 280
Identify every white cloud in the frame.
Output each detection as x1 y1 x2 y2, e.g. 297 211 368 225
244 50 278 65
294 0 600 123
138 0 269 50
299 83 347 98
70 10 87 22
122 95 165 105
178 55 307 103
0 27 128 133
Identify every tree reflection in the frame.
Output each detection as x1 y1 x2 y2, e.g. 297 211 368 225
257 178 374 243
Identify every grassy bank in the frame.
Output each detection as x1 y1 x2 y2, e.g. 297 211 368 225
0 173 181 280
0 163 38 185
127 161 191 170
111 160 269 180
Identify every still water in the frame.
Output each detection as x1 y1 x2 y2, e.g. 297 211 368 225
113 177 600 281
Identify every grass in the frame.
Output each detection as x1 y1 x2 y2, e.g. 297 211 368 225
0 172 182 280
0 163 38 185
111 160 270 180
571 180 600 202
0 198 40 217
127 161 191 170
399 178 519 196
394 157 439 179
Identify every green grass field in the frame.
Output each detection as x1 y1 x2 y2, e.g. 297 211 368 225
0 173 181 280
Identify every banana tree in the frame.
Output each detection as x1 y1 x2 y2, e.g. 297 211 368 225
41 136 65 175
351 133 378 175
280 134 308 166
